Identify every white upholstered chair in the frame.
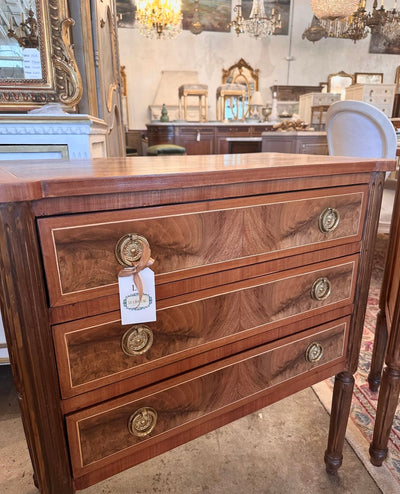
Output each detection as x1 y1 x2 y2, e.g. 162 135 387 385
325 100 397 160
326 100 398 234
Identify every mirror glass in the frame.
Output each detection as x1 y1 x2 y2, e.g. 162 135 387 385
0 0 41 81
0 0 82 111
222 58 259 120
327 71 354 99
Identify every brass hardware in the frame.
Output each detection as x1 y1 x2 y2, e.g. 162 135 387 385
128 407 157 437
311 277 331 301
305 342 324 363
319 207 340 233
122 324 153 356
115 234 149 267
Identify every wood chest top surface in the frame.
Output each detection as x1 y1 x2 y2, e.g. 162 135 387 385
0 152 394 204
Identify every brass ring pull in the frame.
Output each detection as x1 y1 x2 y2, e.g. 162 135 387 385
115 233 150 267
128 407 157 437
319 207 340 233
311 277 331 301
305 342 324 363
121 324 153 356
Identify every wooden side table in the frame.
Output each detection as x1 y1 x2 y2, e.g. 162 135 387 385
311 105 330 131
368 179 400 466
178 84 208 122
216 84 246 121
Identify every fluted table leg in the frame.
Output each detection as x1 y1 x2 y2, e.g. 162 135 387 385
370 365 400 466
324 371 355 474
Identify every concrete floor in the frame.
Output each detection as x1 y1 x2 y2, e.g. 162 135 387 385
0 364 391 494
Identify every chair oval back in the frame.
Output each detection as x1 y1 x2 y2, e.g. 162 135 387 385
326 100 397 159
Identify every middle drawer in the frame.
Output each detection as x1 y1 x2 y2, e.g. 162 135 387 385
54 256 357 398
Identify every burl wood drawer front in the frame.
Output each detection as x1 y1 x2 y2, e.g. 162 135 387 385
38 186 366 307
54 258 357 398
66 319 348 477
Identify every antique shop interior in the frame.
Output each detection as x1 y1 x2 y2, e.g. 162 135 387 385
1 0 400 493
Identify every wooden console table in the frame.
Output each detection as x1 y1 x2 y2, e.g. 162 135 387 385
0 153 394 493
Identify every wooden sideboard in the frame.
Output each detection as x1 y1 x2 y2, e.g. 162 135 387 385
0 153 394 493
146 123 273 154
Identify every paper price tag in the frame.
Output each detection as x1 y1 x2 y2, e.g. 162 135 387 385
118 267 156 325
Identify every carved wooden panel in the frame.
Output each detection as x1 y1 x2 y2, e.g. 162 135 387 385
66 319 348 478
53 258 357 397
38 186 367 307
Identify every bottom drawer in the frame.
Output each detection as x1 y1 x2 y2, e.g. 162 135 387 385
67 317 349 482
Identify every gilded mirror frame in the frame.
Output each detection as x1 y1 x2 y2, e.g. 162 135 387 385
222 58 259 94
0 0 82 111
327 70 354 95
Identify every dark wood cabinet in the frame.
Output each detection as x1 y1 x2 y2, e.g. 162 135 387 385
0 153 394 493
146 123 272 155
174 126 215 154
262 131 328 155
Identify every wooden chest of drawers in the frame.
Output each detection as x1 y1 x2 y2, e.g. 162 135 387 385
345 83 396 117
0 152 394 493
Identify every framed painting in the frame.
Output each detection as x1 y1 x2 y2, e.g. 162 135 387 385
116 0 136 28
369 31 400 55
182 0 231 33
354 72 384 84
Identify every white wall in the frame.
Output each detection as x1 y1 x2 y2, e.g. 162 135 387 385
118 0 400 129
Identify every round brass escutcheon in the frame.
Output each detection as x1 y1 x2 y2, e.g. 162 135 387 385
115 233 150 267
319 207 340 234
311 277 331 301
128 407 157 437
305 342 324 363
121 324 153 356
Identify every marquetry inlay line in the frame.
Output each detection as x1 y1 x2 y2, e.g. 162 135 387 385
61 260 356 391
49 190 365 232
45 190 364 298
73 321 348 468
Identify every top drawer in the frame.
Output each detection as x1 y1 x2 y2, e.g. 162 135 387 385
38 186 367 307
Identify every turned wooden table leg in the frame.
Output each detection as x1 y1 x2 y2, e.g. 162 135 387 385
368 309 388 392
324 371 355 474
370 365 400 466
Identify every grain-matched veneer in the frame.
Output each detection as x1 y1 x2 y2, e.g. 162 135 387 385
67 319 348 485
54 257 357 398
38 187 366 308
0 153 394 494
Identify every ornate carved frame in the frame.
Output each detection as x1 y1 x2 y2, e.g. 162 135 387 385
222 58 259 93
0 0 82 111
327 70 355 94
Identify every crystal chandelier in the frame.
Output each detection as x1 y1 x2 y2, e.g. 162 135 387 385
319 1 369 41
380 3 400 45
310 0 359 20
243 0 282 39
365 0 390 33
229 4 246 36
340 4 369 42
135 0 182 39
